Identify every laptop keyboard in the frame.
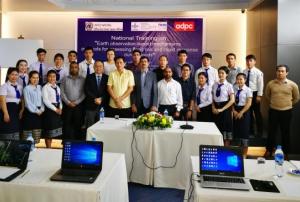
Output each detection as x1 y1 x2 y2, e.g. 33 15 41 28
203 176 245 184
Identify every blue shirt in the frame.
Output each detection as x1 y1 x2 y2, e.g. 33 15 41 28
23 84 44 113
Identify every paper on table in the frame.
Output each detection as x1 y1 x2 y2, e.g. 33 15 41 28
0 166 20 179
279 180 300 197
289 161 300 169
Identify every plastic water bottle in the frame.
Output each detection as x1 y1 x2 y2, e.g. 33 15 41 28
26 134 35 151
99 107 105 122
275 145 284 177
164 109 168 116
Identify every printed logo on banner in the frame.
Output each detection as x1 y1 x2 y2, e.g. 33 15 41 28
131 22 167 31
174 21 195 32
85 22 123 31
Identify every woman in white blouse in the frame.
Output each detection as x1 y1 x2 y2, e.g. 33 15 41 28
0 67 24 140
49 53 68 86
42 70 63 148
16 59 29 88
23 70 45 144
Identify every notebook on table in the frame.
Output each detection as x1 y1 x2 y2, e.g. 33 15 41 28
0 139 31 181
199 145 250 191
50 140 103 183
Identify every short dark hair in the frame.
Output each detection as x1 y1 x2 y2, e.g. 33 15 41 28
226 53 236 59
140 56 149 62
246 54 256 61
132 49 141 55
218 66 229 74
15 59 28 70
68 50 77 56
236 73 247 80
28 70 39 84
159 55 168 60
202 53 212 59
54 53 64 61
198 71 208 79
69 61 79 67
47 69 57 77
276 64 289 72
114 56 125 63
177 49 188 56
36 48 47 54
84 46 94 52
106 48 115 54
181 63 191 70
5 67 18 82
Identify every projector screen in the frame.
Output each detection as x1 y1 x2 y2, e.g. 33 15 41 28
0 39 43 84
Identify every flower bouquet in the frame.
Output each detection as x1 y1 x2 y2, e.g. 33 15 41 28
133 111 173 129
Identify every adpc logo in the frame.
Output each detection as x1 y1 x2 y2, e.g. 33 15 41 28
174 21 195 31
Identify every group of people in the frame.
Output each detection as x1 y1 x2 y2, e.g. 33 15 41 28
0 47 299 157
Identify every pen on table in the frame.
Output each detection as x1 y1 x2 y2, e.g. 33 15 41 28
20 169 30 178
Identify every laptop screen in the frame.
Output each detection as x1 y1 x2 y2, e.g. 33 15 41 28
0 140 31 169
199 145 244 177
62 140 103 170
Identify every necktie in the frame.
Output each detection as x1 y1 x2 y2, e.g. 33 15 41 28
39 63 43 85
20 76 26 87
51 86 60 103
235 89 243 105
87 64 90 76
196 87 204 105
205 68 209 84
246 70 250 87
56 69 61 81
97 76 101 88
216 83 224 97
11 85 21 99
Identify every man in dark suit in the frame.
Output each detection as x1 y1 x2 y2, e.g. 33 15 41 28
131 56 158 116
84 60 108 128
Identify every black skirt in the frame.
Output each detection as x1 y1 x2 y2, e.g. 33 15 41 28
0 102 20 134
42 106 62 138
197 104 213 122
233 106 250 139
23 108 42 130
213 101 232 133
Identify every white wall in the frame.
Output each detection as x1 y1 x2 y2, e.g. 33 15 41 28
1 10 246 68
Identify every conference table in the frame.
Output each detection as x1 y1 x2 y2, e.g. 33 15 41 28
186 156 300 202
87 118 223 189
0 149 129 202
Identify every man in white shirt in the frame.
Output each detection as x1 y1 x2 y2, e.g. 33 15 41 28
79 46 95 78
29 48 50 85
64 50 77 74
157 67 183 119
194 53 218 86
243 54 264 137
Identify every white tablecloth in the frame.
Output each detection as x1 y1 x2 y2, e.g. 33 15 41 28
87 118 223 189
0 149 129 202
185 156 300 202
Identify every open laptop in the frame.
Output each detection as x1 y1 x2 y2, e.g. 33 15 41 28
199 145 250 191
50 140 103 183
0 139 31 181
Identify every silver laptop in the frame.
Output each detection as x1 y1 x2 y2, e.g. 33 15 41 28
199 145 250 191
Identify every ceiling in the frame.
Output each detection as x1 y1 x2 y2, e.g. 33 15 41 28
48 0 263 11
1 0 263 12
